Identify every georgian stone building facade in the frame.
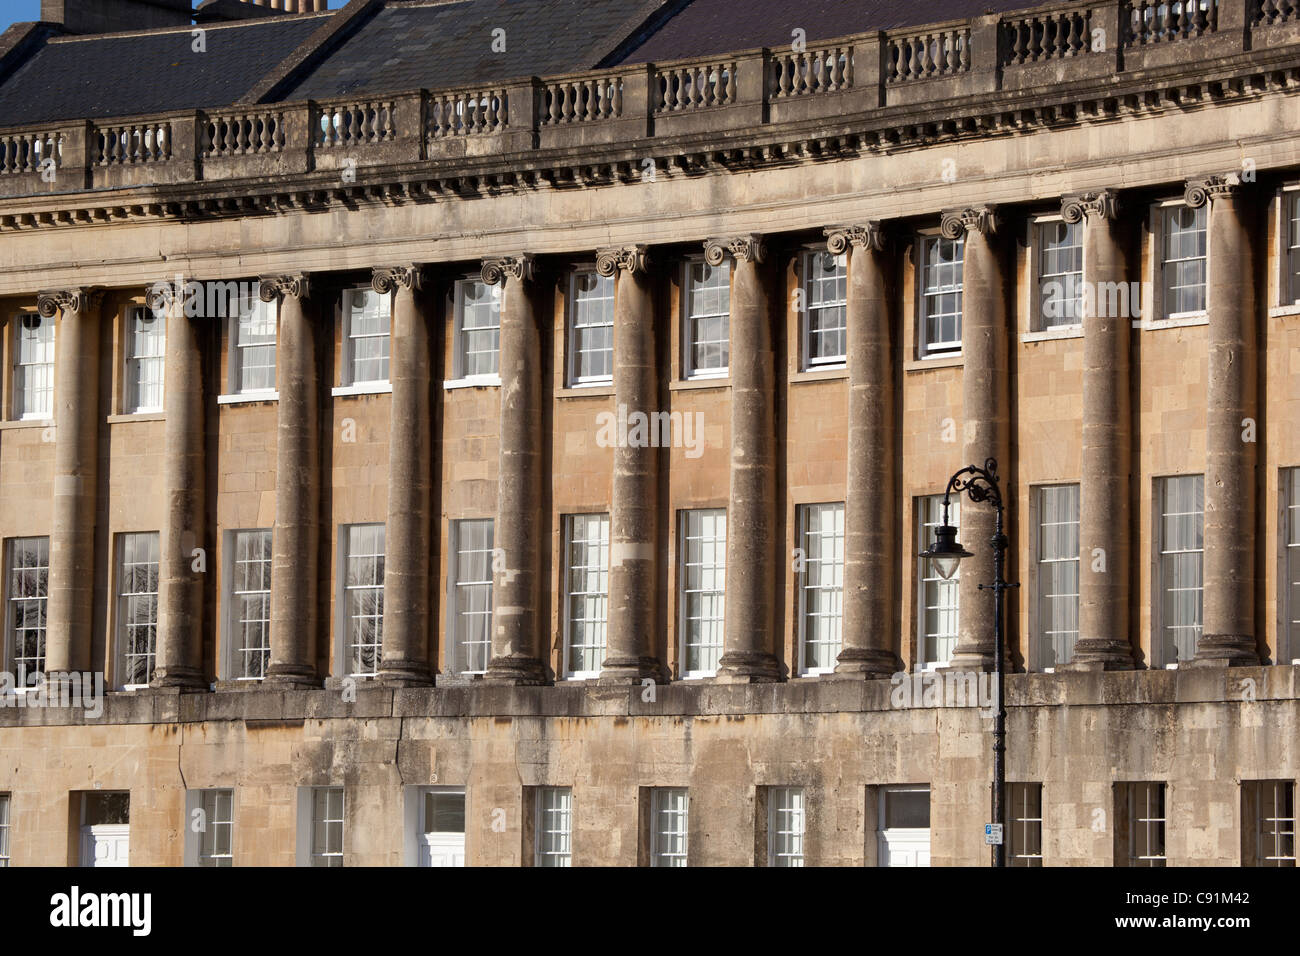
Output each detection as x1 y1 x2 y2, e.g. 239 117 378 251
0 0 1298 867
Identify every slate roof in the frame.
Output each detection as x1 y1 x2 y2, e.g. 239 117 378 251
615 0 1043 64
281 0 667 100
0 15 324 125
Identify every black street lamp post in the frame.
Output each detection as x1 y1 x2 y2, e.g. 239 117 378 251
919 457 1018 867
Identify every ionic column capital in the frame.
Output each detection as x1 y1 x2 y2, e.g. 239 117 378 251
258 273 311 302
1061 189 1121 223
371 265 425 294
1184 173 1243 209
481 254 535 285
824 223 886 254
596 245 651 277
36 288 104 317
940 205 1000 239
704 234 766 265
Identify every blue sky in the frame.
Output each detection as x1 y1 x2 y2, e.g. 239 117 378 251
0 0 346 32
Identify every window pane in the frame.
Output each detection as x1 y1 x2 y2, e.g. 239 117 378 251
681 509 726 675
804 251 847 367
13 313 54 419
919 496 959 667
118 532 160 687
921 235 963 354
1162 205 1207 316
234 297 277 392
769 787 805 867
343 524 385 678
231 530 272 680
564 514 609 677
569 272 614 384
6 536 49 689
126 308 166 412
346 289 390 384
536 788 572 867
1037 220 1083 328
685 260 730 376
651 788 689 867
459 280 501 377
798 503 844 673
451 519 494 675
1159 476 1204 665
1037 485 1079 669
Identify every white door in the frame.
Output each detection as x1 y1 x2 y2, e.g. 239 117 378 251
418 788 466 867
80 824 130 867
879 828 931 867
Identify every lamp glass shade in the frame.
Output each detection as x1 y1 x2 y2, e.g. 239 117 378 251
920 524 972 581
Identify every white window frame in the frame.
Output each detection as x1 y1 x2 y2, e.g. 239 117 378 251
0 792 9 867
681 257 730 380
917 495 959 670
1154 475 1204 668
336 523 385 680
1154 199 1209 322
115 531 160 691
800 249 847 370
1278 185 1300 310
1006 782 1043 867
447 518 494 676
407 785 467 868
678 508 726 679
123 305 165 414
1284 467 1300 664
184 788 235 867
1245 780 1296 867
225 294 278 397
11 311 54 421
1031 484 1080 672
222 529 272 682
796 502 844 676
1030 214 1085 332
649 788 689 868
877 785 931 868
562 513 609 680
4 536 48 692
297 786 344 867
1120 781 1166 867
451 277 502 385
767 786 806 867
917 229 964 358
566 269 615 387
339 286 391 388
533 787 573 867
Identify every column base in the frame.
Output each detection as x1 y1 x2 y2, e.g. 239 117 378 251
377 659 434 687
1058 639 1134 672
833 648 903 679
1189 634 1260 667
264 663 321 688
482 654 549 686
942 651 997 674
715 651 782 683
151 666 206 690
598 657 666 684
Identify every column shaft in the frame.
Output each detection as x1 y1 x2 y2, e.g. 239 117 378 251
484 256 547 684
1065 191 1134 670
264 276 320 685
713 236 781 682
378 267 434 684
829 225 901 677
40 289 102 676
599 246 664 682
154 288 207 687
1191 175 1259 665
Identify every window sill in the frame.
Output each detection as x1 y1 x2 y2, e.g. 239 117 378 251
556 382 614 398
1134 313 1208 331
0 418 51 430
904 353 963 373
790 366 848 384
1269 304 1300 319
1021 326 1083 343
217 391 279 406
331 383 392 398
107 411 164 423
443 376 500 391
669 377 729 392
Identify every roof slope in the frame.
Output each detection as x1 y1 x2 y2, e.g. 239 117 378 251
281 0 667 100
615 0 1039 64
0 15 324 125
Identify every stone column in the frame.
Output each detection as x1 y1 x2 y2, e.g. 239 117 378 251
597 245 664 683
710 235 781 682
483 255 547 685
1188 174 1259 666
375 265 435 685
826 224 902 678
1061 190 1134 671
943 206 1009 673
153 280 207 688
38 288 103 675
262 274 321 686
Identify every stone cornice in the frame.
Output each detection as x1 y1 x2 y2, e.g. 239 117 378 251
704 235 766 265
371 265 424 294
481 255 535 285
258 274 311 302
596 245 651 277
35 288 103 317
1061 189 1121 223
940 205 1000 239
1184 172 1243 208
825 223 886 254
